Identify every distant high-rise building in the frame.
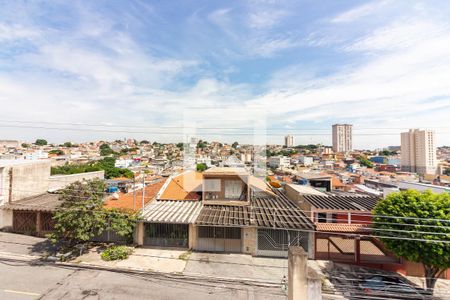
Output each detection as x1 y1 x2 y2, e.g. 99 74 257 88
401 129 436 175
332 124 353 153
284 135 294 147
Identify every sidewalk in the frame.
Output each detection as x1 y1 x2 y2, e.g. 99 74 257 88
0 232 53 256
73 247 188 273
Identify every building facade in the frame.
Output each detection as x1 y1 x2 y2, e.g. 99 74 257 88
135 168 315 258
332 124 353 153
284 135 294 147
401 129 436 175
268 156 291 169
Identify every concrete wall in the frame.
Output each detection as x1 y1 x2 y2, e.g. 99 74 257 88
189 224 197 249
242 227 257 255
134 222 144 246
285 184 302 203
48 170 105 191
0 209 13 230
0 160 51 204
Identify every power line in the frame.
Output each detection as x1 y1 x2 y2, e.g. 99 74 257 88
2 119 450 131
1 124 450 136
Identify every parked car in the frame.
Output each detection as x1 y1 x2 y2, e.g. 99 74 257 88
358 275 426 299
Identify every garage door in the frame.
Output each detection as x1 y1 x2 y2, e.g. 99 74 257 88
144 223 189 248
257 229 309 257
197 227 241 252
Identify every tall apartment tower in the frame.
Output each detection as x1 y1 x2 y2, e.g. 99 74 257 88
332 124 353 153
401 129 437 175
284 135 294 147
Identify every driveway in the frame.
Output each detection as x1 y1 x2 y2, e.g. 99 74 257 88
183 252 288 283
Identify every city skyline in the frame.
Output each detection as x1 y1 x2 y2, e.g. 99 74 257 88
1 1 450 148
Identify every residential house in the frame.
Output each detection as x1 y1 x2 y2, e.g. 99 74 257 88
135 167 315 257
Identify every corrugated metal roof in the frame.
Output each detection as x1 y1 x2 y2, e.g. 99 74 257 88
142 200 202 224
195 205 251 227
302 193 380 211
195 187 315 230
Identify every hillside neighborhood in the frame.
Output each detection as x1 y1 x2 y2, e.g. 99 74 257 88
2 1 450 299
0 132 449 299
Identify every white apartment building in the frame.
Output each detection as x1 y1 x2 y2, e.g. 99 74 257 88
268 156 291 169
332 124 353 153
284 135 294 148
298 156 314 166
401 129 437 175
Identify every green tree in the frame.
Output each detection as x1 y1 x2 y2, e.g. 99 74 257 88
140 140 150 145
176 142 184 151
49 149 64 156
50 179 138 248
444 168 450 176
358 156 374 168
373 190 450 292
232 141 239 149
196 163 207 172
100 143 114 156
21 143 29 148
95 157 134 179
35 139 47 146
63 142 73 148
197 140 207 149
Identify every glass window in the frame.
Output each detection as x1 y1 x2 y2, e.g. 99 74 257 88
317 212 327 223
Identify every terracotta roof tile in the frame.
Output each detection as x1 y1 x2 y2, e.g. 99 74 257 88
104 178 166 211
315 223 371 233
159 171 202 200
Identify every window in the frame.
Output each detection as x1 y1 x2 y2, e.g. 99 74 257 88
224 180 243 199
204 179 221 192
331 213 338 223
317 213 327 223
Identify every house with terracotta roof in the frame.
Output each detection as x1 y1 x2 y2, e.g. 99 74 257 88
134 167 315 257
285 185 450 278
294 191 401 267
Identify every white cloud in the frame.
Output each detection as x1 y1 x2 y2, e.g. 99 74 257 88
331 0 390 23
247 10 287 29
0 23 39 41
246 15 450 147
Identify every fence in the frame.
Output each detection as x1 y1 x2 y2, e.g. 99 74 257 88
315 233 399 264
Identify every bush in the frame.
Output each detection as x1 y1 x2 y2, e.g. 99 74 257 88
101 246 133 261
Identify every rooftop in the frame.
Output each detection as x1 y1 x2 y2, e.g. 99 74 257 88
142 200 202 224
315 223 371 233
203 167 249 176
195 187 315 230
0 159 51 167
286 184 328 196
2 193 61 212
104 178 167 211
158 171 202 200
302 193 380 211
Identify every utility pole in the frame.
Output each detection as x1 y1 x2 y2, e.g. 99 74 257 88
141 174 145 213
133 177 136 210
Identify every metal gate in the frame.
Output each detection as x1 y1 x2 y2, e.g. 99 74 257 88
257 229 309 257
197 226 242 252
13 211 37 234
144 223 189 248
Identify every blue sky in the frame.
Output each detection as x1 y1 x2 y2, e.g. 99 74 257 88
1 0 450 148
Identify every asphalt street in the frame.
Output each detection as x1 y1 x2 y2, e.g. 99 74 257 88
0 257 286 300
